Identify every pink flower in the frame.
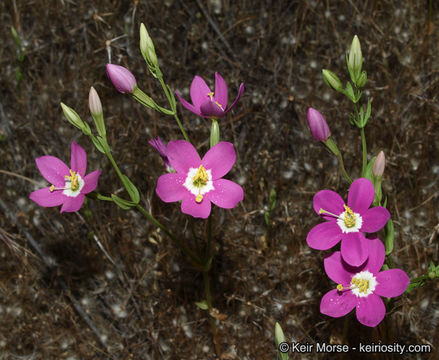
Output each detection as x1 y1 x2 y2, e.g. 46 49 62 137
106 64 137 94
306 108 330 141
320 236 409 327
155 140 244 218
29 142 101 213
175 72 244 119
306 178 390 267
148 137 173 172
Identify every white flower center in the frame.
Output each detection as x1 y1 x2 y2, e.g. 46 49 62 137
350 270 377 298
63 171 85 197
336 205 362 233
183 165 214 203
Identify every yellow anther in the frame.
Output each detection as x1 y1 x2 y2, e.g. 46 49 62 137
49 185 55 192
336 284 344 291
207 91 214 100
65 169 79 192
192 165 208 187
195 194 203 203
343 204 356 228
214 100 224 111
351 276 369 294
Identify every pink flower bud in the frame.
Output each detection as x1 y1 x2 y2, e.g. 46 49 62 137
306 108 330 141
88 86 102 115
106 64 137 94
373 151 385 176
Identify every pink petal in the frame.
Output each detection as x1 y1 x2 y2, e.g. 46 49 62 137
166 140 201 174
35 156 69 186
29 187 66 207
82 170 101 194
190 76 211 108
156 173 187 202
364 236 385 274
360 207 390 233
225 82 245 113
175 91 203 117
313 189 345 221
324 252 353 284
306 221 342 250
374 269 410 298
181 193 211 219
320 289 356 318
60 194 85 213
214 72 228 109
205 179 243 209
355 294 386 327
70 142 87 177
200 101 226 118
340 232 368 267
347 178 374 214
201 142 236 179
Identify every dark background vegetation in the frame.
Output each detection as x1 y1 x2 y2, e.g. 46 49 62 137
1 0 438 359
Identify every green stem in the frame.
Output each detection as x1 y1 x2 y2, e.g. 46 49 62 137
158 77 190 142
203 269 217 338
135 204 201 266
360 127 367 177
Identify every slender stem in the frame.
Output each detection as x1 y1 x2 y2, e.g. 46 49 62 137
202 269 217 339
135 204 201 266
336 152 353 184
158 77 190 142
360 127 367 177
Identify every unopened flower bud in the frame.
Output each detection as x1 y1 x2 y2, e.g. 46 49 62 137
88 86 102 116
140 23 159 72
61 102 84 130
106 64 137 94
373 151 385 177
306 108 330 141
322 69 343 91
348 35 363 82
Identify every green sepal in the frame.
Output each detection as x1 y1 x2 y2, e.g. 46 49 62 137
121 175 140 204
275 322 289 360
364 156 376 182
195 300 209 311
92 112 106 138
345 82 356 103
384 219 394 256
111 194 136 210
210 119 220 148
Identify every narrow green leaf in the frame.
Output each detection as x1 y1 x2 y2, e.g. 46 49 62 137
385 219 394 256
275 322 289 360
121 175 140 204
91 136 106 154
195 300 209 311
364 156 376 182
111 194 136 210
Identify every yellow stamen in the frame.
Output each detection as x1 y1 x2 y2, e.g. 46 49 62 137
195 194 203 203
207 91 214 100
336 284 344 291
192 165 208 187
351 276 369 294
65 169 79 192
343 204 356 228
49 185 55 192
206 91 225 111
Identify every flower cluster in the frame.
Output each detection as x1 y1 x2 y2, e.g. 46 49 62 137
306 177 408 326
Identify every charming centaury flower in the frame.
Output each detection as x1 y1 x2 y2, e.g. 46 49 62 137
29 142 101 213
148 137 173 172
320 236 409 327
106 64 137 94
306 178 390 267
306 107 331 141
155 140 244 218
175 72 244 119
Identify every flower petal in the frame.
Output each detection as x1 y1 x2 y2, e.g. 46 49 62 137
324 252 353 284
347 178 374 214
374 269 410 298
306 221 341 250
214 72 228 109
82 170 101 194
35 156 70 186
175 91 203 117
190 76 211 108
60 194 85 213
201 142 236 179
225 82 245 113
166 140 201 174
205 179 243 209
313 189 345 221
360 207 390 233
29 187 66 207
364 236 385 274
200 101 226 118
340 232 368 267
70 142 87 177
181 193 211 219
355 294 386 327
320 289 356 318
156 173 187 202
